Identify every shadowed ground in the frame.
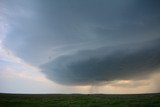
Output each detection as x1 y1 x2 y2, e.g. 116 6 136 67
0 93 160 107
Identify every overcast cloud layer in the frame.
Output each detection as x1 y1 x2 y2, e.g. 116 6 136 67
2 0 160 86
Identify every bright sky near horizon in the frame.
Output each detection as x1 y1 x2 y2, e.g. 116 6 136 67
0 0 160 94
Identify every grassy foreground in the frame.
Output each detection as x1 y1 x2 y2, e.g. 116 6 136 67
0 93 160 107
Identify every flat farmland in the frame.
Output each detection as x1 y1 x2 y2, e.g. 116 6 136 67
0 93 160 107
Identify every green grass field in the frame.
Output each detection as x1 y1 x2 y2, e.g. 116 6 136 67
0 93 160 107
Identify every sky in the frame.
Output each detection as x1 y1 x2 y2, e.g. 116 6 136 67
0 0 160 94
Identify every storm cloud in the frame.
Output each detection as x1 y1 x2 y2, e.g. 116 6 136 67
2 0 160 87
4 0 160 65
42 39 160 85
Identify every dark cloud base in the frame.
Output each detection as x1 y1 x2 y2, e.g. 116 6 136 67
42 39 160 85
